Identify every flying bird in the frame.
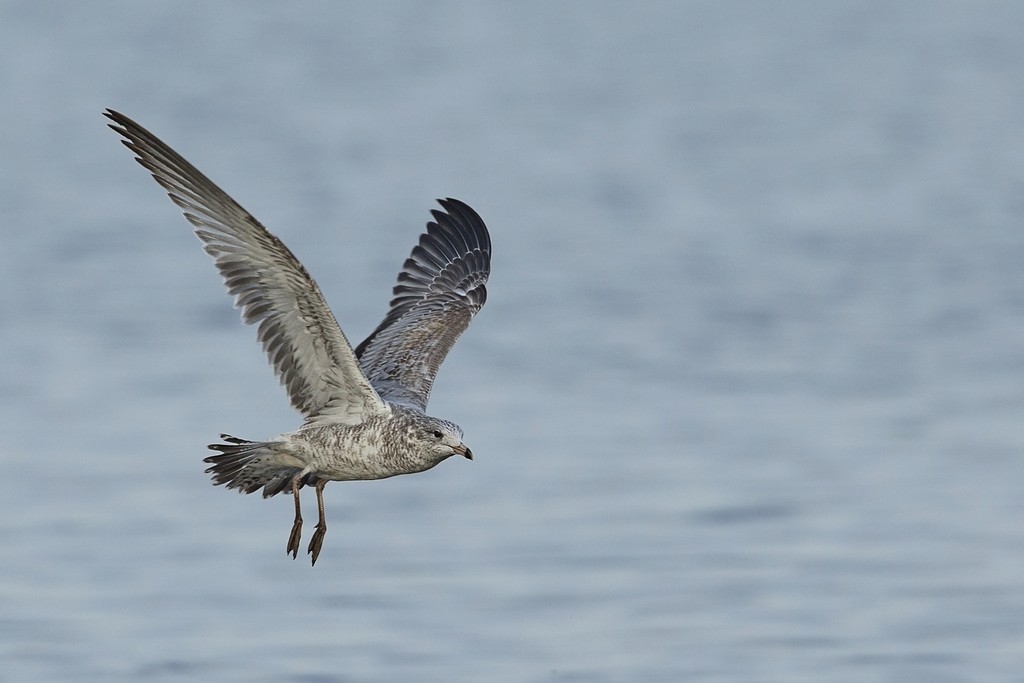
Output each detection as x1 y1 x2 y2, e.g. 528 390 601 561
105 109 490 565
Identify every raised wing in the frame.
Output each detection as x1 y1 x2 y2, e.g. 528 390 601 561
105 109 386 425
355 198 490 411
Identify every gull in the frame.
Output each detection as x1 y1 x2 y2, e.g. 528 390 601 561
105 109 490 565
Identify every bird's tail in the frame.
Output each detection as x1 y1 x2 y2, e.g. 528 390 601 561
204 434 302 498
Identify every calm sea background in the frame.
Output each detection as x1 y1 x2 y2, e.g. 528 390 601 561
2 2 1024 681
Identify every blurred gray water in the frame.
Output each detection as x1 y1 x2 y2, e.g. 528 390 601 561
2 2 1024 681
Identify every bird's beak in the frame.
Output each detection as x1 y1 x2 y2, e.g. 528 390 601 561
453 443 473 460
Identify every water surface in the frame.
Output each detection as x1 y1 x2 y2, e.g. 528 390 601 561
2 2 1023 681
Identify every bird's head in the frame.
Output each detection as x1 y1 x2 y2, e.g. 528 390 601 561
417 417 473 462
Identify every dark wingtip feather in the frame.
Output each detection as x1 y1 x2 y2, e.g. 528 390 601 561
435 198 492 254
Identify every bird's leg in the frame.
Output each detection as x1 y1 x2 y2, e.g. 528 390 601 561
307 478 329 566
286 474 304 559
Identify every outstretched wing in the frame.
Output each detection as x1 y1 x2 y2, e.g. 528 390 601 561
105 109 386 425
355 198 490 411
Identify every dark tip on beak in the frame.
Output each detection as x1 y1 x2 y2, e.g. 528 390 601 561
454 443 473 460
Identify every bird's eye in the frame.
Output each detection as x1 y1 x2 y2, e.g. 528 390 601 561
432 430 443 439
